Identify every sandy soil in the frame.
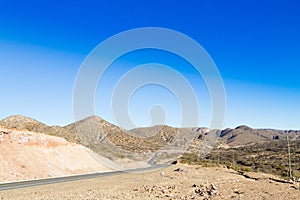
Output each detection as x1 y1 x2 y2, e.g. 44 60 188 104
1 164 299 200
0 127 112 182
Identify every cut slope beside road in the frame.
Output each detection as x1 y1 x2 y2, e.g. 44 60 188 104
0 127 113 183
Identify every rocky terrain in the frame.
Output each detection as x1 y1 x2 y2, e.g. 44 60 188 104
0 115 206 166
1 115 299 182
1 164 299 199
2 115 299 153
0 115 80 143
218 125 300 147
0 126 113 182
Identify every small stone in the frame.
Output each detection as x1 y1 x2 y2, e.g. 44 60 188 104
194 188 202 194
174 168 183 172
211 183 218 190
165 194 174 197
234 190 243 194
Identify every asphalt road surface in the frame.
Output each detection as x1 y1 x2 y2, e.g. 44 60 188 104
0 164 169 191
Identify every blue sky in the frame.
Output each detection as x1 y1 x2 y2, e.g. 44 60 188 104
0 0 300 129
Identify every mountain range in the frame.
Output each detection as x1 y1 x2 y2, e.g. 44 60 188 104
1 114 299 180
1 115 299 161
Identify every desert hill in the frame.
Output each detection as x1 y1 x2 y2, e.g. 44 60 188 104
0 126 113 182
2 115 299 151
0 115 144 164
0 115 206 164
1 115 299 178
0 115 80 143
219 125 300 147
0 115 49 132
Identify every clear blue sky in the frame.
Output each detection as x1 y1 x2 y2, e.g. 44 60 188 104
0 0 299 129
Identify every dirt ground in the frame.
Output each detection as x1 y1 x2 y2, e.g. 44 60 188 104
1 164 299 200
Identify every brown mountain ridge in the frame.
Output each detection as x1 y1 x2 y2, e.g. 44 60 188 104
1 115 299 150
1 115 300 180
1 115 299 163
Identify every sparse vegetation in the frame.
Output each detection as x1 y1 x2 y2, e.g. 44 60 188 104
180 140 300 180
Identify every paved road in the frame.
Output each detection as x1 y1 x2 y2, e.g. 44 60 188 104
0 164 169 191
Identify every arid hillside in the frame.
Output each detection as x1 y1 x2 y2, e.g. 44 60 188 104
219 125 300 147
0 126 113 182
0 115 206 165
2 115 299 152
1 115 299 180
0 115 80 143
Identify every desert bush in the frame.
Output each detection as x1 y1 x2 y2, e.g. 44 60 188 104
179 140 300 180
241 166 253 172
275 165 286 170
